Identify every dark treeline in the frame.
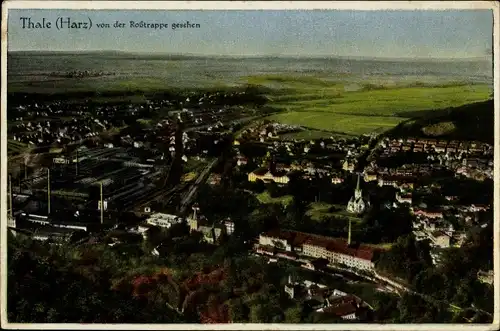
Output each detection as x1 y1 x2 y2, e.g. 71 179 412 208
7 84 270 105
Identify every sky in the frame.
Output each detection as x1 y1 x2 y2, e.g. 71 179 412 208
7 9 494 59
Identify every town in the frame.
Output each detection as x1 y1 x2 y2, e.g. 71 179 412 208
6 87 494 324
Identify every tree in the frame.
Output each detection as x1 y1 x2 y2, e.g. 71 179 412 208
284 305 302 323
253 179 265 193
267 182 282 198
249 304 267 323
227 298 246 322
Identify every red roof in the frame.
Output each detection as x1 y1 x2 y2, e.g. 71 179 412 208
323 303 358 317
262 230 375 262
276 251 298 259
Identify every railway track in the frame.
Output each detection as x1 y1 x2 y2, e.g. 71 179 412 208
129 183 189 212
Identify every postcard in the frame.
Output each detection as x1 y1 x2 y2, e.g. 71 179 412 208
1 1 499 330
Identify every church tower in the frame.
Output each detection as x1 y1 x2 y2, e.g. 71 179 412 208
189 204 200 232
346 173 369 214
354 173 362 200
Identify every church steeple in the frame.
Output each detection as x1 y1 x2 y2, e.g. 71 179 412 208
347 173 368 215
354 173 362 199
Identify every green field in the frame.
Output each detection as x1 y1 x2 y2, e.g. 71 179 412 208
306 202 364 223
244 75 491 136
8 76 233 94
279 129 341 140
269 112 403 136
256 191 294 206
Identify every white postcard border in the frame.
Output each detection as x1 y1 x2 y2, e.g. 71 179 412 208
1 1 499 330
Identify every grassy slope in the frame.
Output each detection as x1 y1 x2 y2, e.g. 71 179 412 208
386 99 494 144
243 75 491 136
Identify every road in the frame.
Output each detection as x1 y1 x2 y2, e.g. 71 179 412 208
179 158 219 214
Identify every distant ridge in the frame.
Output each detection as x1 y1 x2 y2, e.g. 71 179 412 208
7 50 491 63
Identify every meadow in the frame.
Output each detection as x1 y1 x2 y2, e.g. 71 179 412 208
243 75 492 136
306 202 364 223
256 191 294 206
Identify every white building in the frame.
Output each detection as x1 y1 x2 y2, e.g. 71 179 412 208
146 213 184 228
224 220 235 235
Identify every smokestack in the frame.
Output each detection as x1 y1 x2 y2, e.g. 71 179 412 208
269 154 276 173
8 174 13 219
100 182 104 225
347 219 352 246
47 168 51 215
76 150 79 176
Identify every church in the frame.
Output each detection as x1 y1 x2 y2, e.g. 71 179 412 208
346 174 370 215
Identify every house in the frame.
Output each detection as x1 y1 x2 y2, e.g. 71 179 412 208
342 160 356 172
413 209 443 219
430 231 451 248
413 143 425 153
477 270 494 285
133 141 144 148
236 156 248 167
316 294 363 320
470 204 489 212
248 167 290 184
377 176 397 187
331 176 344 185
208 173 222 186
319 303 358 320
434 143 447 153
223 219 235 235
396 192 412 204
363 171 378 182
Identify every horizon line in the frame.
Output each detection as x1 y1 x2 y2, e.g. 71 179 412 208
7 50 492 62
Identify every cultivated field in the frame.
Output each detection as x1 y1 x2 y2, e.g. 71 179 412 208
243 75 492 136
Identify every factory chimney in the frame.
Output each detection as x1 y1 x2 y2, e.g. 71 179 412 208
8 174 13 220
347 219 352 246
100 182 104 225
75 149 79 176
47 168 51 215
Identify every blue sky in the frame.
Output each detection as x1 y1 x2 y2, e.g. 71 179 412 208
8 9 493 58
